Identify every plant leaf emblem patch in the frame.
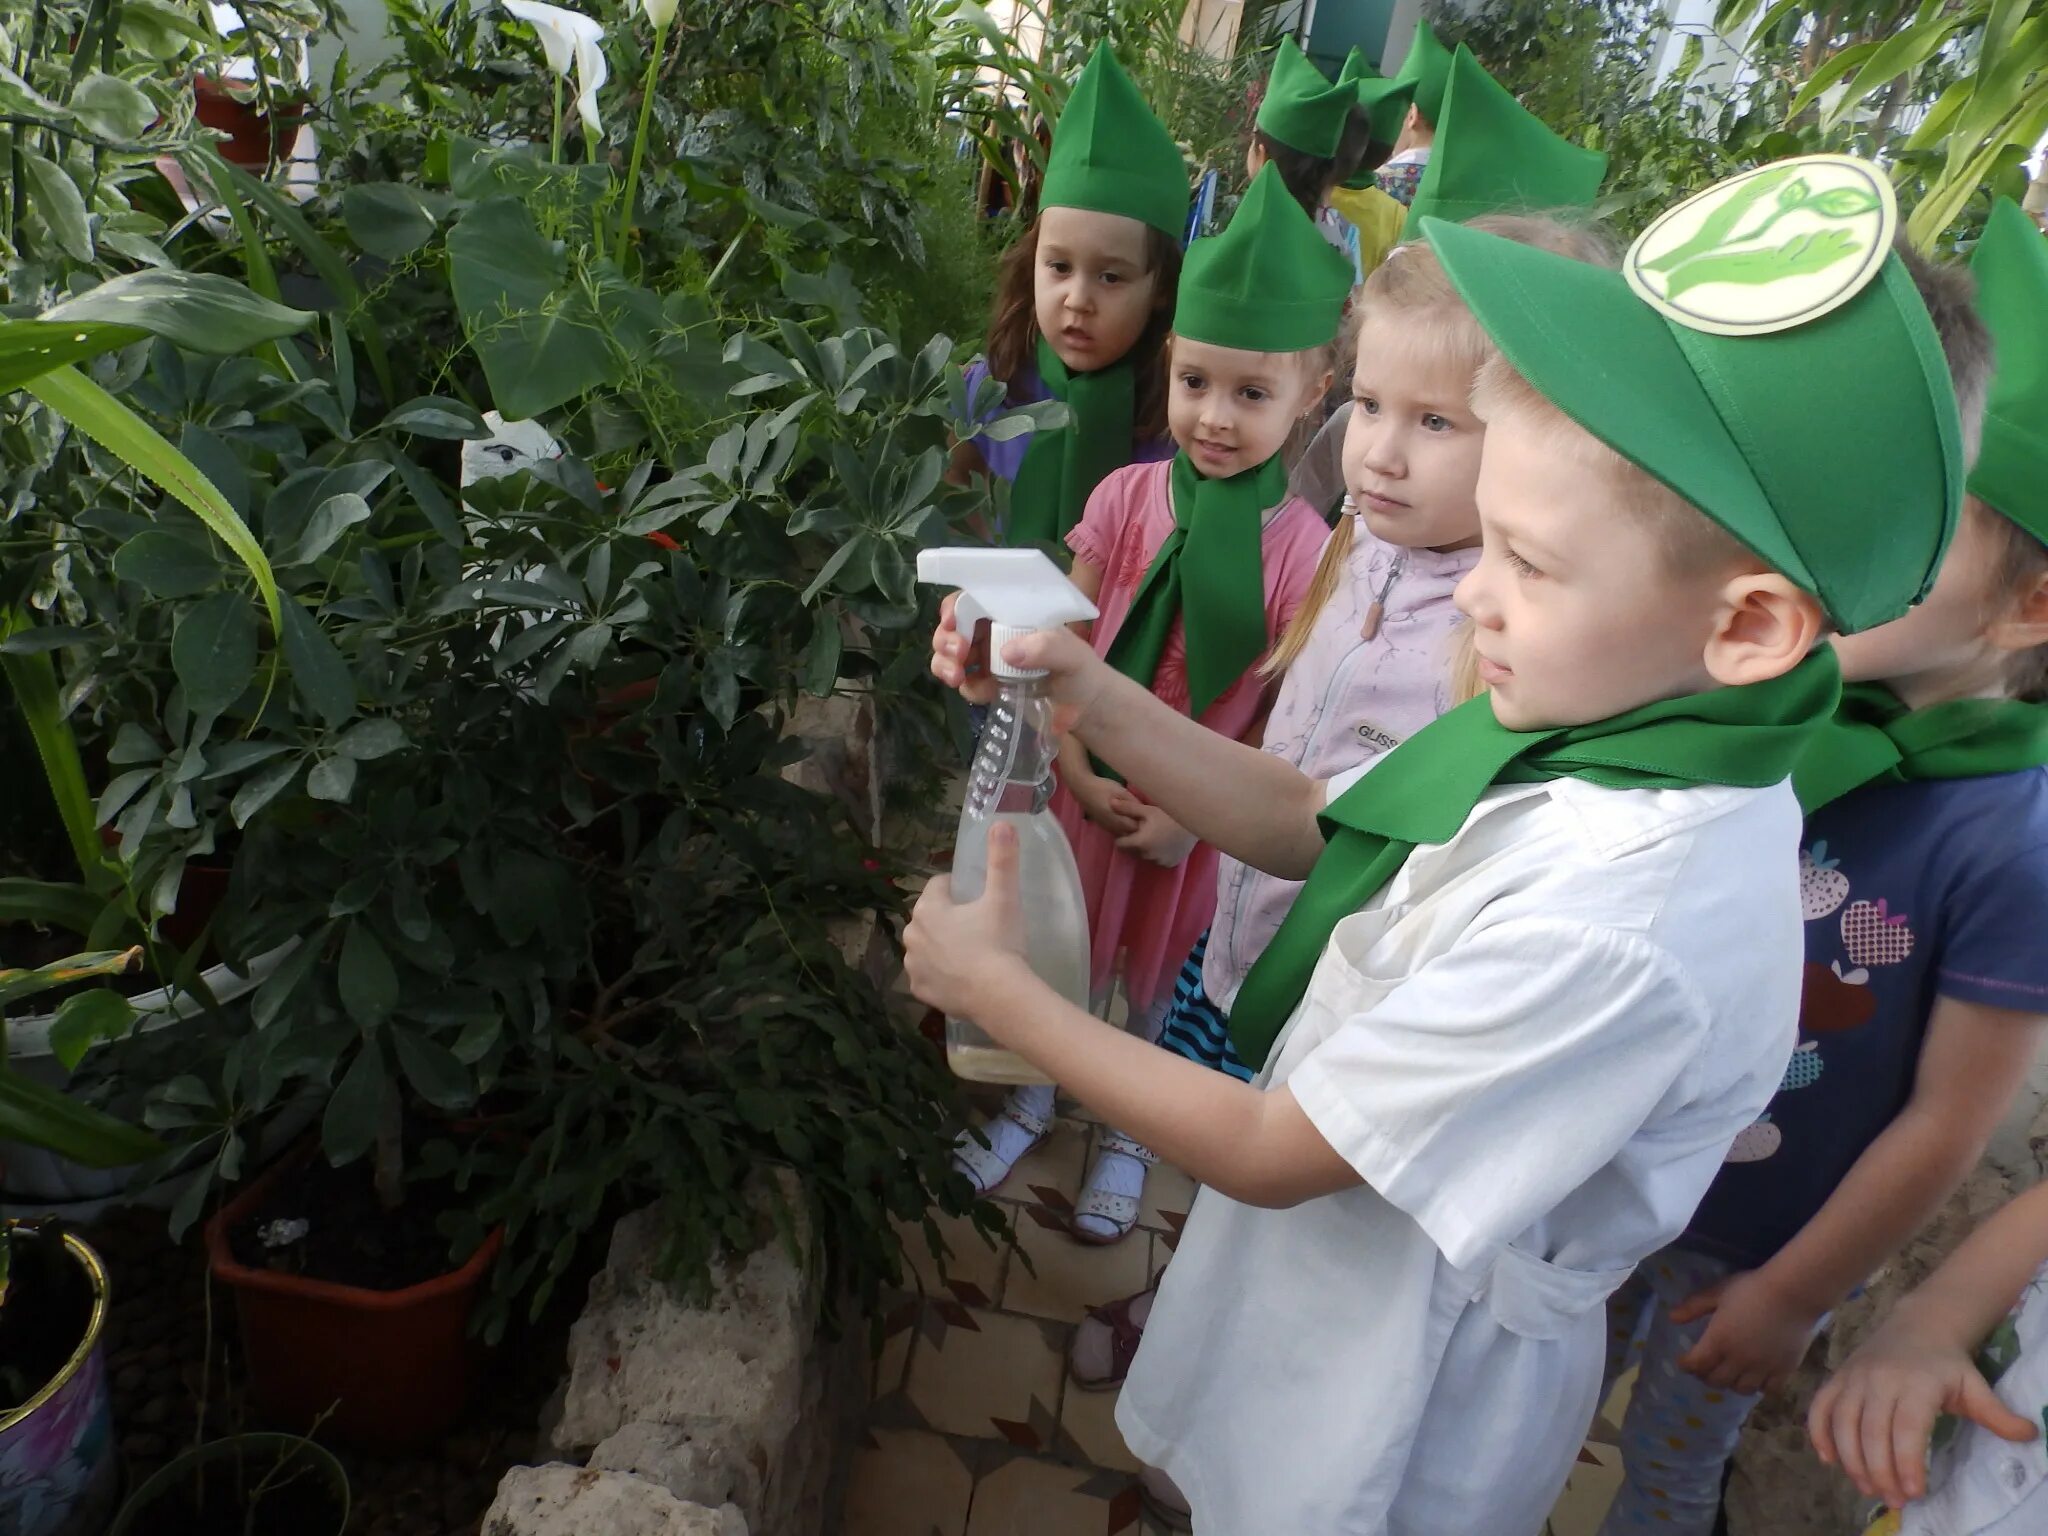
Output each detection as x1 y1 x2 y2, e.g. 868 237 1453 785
1625 155 1896 337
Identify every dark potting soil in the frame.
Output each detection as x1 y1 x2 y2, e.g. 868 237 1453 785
227 1156 471 1292
0 1224 92 1409
132 1445 347 1536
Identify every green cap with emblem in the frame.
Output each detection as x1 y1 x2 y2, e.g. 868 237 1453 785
1424 154 1964 634
1257 37 1363 159
1389 17 1455 126
1042 40 1191 240
1177 162 1354 352
1401 45 1608 238
1967 197 2048 544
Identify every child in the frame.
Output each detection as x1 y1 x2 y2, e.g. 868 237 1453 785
946 165 1347 1245
950 41 1189 550
1811 1180 2048 1531
1372 17 1454 208
1069 211 1619 1383
1598 197 2048 1536
1247 39 1379 281
1400 45 1608 239
911 155 1962 1531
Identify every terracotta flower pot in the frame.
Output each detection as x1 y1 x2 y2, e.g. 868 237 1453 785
205 1146 502 1453
192 77 308 170
0 1226 119 1536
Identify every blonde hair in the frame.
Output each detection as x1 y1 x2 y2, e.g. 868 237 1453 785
1446 622 1486 706
1469 358 1751 576
1262 213 1618 680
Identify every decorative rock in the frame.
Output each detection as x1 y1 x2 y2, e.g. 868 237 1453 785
542 1184 859 1536
480 1465 748 1536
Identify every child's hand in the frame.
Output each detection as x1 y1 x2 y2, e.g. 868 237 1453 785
1809 1298 2039 1510
1114 800 1198 868
905 822 1034 1023
1672 1270 1824 1395
1059 737 1139 836
931 592 998 706
930 594 1108 727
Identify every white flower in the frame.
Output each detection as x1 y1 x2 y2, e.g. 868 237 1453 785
640 0 677 28
503 0 608 135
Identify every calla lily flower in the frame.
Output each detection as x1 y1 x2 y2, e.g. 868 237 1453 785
641 0 677 28
503 0 608 136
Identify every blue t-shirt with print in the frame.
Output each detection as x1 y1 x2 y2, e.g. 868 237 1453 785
1683 769 2048 1271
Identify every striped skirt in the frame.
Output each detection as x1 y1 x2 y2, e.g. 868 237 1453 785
1156 928 1255 1083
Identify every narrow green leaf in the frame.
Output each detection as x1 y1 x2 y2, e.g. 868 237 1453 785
321 1042 385 1164
231 757 301 826
278 601 356 728
44 270 313 355
338 922 397 1027
24 152 92 262
0 1066 161 1166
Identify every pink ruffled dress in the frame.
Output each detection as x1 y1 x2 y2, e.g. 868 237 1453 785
1056 458 1329 1012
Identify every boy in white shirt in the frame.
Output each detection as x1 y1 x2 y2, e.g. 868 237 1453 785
910 156 1966 1533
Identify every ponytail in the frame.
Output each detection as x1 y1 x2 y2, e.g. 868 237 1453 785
1261 509 1355 679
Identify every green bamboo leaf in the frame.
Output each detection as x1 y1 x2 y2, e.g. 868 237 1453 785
1943 15 2048 180
1785 39 1884 122
0 947 139 1009
1818 17 1968 129
0 1066 162 1166
0 879 104 935
1907 77 2048 248
25 365 283 648
1905 77 1973 153
0 612 108 887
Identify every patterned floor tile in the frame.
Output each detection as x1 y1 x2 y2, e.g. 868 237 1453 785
901 1303 1068 1442
1057 1380 1140 1474
1001 1204 1156 1324
1005 1117 1093 1205
1546 1441 1623 1536
1137 1162 1196 1233
963 1453 1144 1536
868 1298 918 1402
842 1428 978 1536
896 1208 1010 1309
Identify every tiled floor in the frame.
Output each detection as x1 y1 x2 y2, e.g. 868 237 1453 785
843 1109 1636 1536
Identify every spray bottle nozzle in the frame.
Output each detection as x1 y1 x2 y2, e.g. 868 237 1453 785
917 548 1098 680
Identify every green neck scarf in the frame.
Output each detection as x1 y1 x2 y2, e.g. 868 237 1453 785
1102 450 1285 720
1791 683 2048 814
1227 651 1843 1071
1007 338 1138 549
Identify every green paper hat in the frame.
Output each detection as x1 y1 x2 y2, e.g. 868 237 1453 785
1402 46 1608 238
1041 41 1190 240
1390 18 1455 126
1257 37 1358 159
1423 154 1965 635
1338 49 1416 187
1177 163 1353 352
1967 197 2048 543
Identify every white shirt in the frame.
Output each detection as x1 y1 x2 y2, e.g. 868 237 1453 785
1117 776 1804 1535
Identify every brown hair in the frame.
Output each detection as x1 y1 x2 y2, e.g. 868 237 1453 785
1894 239 1994 467
1253 110 1376 218
1261 212 1618 679
983 217 1182 444
1978 497 2048 703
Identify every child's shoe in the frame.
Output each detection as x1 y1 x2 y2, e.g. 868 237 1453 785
1071 1129 1154 1244
1069 1279 1157 1390
950 1084 1054 1195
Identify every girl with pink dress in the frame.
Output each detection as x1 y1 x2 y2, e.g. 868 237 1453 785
949 165 1345 1243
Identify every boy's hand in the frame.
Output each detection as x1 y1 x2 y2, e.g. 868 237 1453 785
1672 1270 1824 1395
905 822 1033 1025
929 593 1108 729
1113 798 1198 868
1809 1299 2039 1510
1069 773 1140 837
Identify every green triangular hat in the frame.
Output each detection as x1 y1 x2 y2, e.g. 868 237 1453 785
1390 17 1455 126
1256 37 1359 159
1967 197 2048 543
1423 154 1965 635
1177 163 1353 352
1402 46 1607 238
1041 41 1190 240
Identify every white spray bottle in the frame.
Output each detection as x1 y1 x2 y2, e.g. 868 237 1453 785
917 549 1097 1085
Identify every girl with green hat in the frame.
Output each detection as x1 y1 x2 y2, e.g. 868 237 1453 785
1245 39 1384 282
953 42 1190 549
946 165 1347 1245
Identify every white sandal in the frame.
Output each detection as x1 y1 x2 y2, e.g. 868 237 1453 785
951 1094 1053 1196
1070 1130 1155 1246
